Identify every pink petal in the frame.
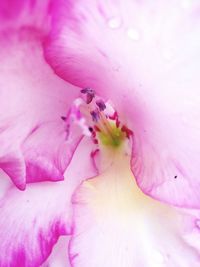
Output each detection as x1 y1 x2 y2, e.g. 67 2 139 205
46 0 200 208
0 0 51 32
0 137 97 267
41 237 71 267
0 179 70 267
23 121 81 184
0 28 80 189
70 152 200 267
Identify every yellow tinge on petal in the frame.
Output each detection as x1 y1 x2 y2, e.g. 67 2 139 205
84 145 178 221
72 143 200 266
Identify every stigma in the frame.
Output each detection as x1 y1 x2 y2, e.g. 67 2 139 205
79 88 133 148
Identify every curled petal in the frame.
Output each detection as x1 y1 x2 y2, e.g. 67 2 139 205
0 178 71 267
0 150 26 190
0 137 97 267
0 29 80 189
23 121 82 184
46 0 200 208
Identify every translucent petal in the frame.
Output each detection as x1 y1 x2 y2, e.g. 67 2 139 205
0 29 80 189
70 149 200 267
0 137 97 267
0 179 71 267
46 0 200 207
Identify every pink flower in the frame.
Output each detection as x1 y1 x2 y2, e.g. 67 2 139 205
1 0 200 266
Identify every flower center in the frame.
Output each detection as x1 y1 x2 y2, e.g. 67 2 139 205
79 88 133 148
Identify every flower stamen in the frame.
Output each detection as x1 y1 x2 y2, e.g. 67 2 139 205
79 88 133 148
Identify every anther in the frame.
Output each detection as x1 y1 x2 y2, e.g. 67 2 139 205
90 110 100 122
61 116 67 121
79 87 133 148
96 99 106 111
81 88 95 104
88 127 93 132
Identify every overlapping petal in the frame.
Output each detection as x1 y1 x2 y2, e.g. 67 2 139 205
41 237 71 267
0 176 70 267
0 137 97 267
0 28 81 189
46 0 200 208
70 151 200 267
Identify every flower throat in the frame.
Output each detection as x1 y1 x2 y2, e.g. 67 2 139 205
79 88 133 148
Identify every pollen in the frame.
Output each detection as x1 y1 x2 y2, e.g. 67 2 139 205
80 88 133 148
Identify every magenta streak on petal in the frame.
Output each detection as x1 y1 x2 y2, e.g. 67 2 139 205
0 0 26 19
23 121 83 184
0 152 26 190
15 248 26 267
0 140 98 267
0 26 80 188
0 137 98 267
0 182 71 267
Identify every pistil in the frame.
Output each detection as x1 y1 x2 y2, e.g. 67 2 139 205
78 88 133 148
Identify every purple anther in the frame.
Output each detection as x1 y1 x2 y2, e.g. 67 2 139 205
90 110 100 123
88 127 93 132
96 99 106 111
61 116 66 121
81 88 95 104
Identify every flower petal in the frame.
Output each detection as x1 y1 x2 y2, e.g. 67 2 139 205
23 121 82 184
46 0 200 207
0 28 80 189
0 0 51 32
41 237 71 267
70 150 200 267
0 178 70 267
0 137 97 267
